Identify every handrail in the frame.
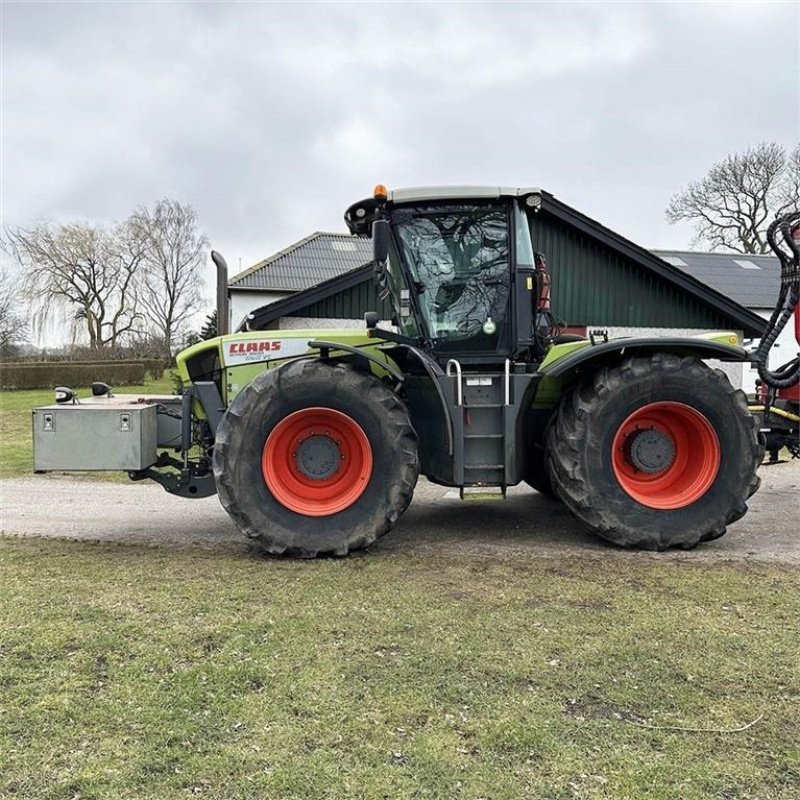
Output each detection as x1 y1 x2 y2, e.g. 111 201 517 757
445 359 463 406
504 359 511 406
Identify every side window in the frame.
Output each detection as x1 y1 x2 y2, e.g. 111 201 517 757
515 205 535 267
384 250 420 337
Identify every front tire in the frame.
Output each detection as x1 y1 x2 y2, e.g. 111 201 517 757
547 354 762 550
213 360 419 557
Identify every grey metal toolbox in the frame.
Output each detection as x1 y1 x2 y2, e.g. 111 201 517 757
32 397 163 472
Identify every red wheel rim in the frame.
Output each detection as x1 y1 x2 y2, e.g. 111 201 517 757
262 407 373 516
611 402 721 510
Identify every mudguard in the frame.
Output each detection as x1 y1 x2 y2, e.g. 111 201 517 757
539 332 748 377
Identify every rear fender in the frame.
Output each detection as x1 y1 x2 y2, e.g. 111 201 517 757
540 334 747 378
531 333 748 413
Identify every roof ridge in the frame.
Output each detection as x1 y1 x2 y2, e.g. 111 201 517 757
315 231 368 238
652 248 777 259
228 231 324 284
228 231 370 286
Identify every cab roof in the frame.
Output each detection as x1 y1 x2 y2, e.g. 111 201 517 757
387 185 541 204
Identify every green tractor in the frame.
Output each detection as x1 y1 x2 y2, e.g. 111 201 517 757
33 185 767 556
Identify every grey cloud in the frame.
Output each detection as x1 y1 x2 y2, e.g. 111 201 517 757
3 0 797 286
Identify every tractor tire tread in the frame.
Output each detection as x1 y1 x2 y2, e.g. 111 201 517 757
547 354 762 550
213 360 418 557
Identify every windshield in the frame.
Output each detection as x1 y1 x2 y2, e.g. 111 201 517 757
393 203 510 350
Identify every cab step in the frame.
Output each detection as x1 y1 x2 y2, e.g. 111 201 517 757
459 486 507 501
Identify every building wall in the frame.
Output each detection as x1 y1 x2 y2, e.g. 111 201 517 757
741 309 798 395
278 317 363 331
285 275 394 322
531 213 738 331
229 290 291 331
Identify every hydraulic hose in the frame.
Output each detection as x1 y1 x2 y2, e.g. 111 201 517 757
753 214 800 389
748 404 800 423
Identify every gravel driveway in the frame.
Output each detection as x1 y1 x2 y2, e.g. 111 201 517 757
1 461 797 563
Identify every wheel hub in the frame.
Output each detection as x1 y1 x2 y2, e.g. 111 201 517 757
262 407 373 516
294 434 341 480
611 401 721 510
623 428 676 474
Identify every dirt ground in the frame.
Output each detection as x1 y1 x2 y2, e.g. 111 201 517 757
1 460 798 563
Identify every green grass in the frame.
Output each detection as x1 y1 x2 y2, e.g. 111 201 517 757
0 537 797 799
0 373 175 477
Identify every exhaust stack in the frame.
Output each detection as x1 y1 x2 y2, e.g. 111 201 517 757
211 250 229 336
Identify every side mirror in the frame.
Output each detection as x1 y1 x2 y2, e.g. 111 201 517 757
55 386 76 404
372 219 390 266
91 382 112 397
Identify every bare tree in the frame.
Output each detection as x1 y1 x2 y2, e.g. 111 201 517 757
3 220 144 348
132 199 207 355
0 269 28 355
667 142 800 254
780 144 800 213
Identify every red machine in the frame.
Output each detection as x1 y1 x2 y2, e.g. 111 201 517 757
750 215 800 462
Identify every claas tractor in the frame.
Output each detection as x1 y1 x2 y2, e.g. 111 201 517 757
33 187 799 558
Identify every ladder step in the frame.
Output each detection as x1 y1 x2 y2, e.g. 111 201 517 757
464 433 503 439
460 486 506 501
464 464 504 470
465 403 503 408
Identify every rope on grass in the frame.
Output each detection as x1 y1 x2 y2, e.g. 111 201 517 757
625 713 763 734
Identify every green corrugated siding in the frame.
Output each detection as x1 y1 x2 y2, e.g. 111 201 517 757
285 214 737 330
530 215 731 329
287 275 393 321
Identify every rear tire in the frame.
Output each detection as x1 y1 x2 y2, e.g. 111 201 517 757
213 360 418 557
547 354 762 550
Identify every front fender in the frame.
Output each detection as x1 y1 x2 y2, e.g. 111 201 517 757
540 333 748 378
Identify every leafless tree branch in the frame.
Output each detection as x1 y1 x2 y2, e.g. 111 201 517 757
130 199 208 355
667 142 799 253
2 220 144 348
0 269 29 354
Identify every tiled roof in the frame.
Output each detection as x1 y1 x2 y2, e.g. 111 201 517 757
652 250 780 309
228 232 372 291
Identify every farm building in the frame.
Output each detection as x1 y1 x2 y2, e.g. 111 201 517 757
227 232 371 332
653 250 794 393
227 190 768 387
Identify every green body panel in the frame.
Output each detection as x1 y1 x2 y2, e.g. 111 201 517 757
176 338 221 383
176 328 745 417
176 329 399 406
538 340 591 370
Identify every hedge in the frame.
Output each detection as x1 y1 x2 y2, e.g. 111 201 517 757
0 361 147 390
8 356 169 380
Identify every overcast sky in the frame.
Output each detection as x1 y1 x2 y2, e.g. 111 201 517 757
2 1 798 303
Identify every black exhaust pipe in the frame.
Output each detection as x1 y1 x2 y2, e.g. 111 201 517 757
211 250 229 336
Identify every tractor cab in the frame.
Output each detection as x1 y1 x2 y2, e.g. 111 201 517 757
345 186 546 366
345 185 551 490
